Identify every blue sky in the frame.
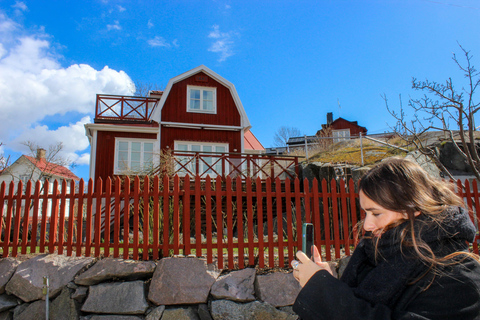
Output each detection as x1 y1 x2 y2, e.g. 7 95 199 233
1 0 479 181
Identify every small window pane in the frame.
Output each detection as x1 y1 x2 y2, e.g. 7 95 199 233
203 146 212 152
131 152 140 162
119 151 128 162
192 145 201 152
132 142 141 152
191 99 200 109
203 90 213 100
191 89 200 99
203 100 213 111
119 162 127 171
119 141 128 151
177 144 188 151
131 161 141 171
144 153 153 163
144 143 153 152
216 146 226 153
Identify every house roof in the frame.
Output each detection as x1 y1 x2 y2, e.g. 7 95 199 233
150 65 251 130
244 130 265 151
23 155 80 181
329 117 367 131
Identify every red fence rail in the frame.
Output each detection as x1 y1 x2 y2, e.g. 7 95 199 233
95 94 159 122
164 151 300 180
1 176 479 269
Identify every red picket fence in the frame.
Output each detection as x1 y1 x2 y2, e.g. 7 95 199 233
1 176 479 269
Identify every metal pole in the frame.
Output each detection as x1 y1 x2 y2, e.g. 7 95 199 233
360 132 364 166
43 276 49 319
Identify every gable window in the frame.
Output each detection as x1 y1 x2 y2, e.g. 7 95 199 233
174 141 228 177
115 138 156 174
332 129 350 143
187 86 216 114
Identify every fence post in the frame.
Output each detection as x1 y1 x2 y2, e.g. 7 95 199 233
360 132 364 166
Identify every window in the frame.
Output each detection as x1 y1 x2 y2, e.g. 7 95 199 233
19 174 30 185
115 139 155 174
174 141 228 177
332 129 350 143
187 86 216 113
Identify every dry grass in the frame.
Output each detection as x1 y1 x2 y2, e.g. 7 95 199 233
289 137 412 166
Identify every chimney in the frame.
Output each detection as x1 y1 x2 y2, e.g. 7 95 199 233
37 148 46 160
327 112 333 125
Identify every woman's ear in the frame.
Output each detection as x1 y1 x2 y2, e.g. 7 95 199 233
414 211 421 217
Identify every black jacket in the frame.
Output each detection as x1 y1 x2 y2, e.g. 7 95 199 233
293 208 480 320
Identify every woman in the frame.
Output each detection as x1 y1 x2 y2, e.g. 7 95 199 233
292 158 480 319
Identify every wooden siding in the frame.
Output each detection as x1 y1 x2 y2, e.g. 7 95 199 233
161 127 241 152
331 118 367 136
95 131 157 182
161 71 241 126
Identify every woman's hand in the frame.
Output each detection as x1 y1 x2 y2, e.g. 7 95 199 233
292 246 333 287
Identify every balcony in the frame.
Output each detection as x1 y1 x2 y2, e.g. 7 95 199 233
158 151 301 180
95 94 159 123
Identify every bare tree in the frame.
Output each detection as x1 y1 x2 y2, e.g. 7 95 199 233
3 141 76 186
273 126 302 147
0 142 10 171
386 44 480 181
133 80 164 97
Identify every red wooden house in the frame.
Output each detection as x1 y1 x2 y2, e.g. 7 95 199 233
317 112 367 143
85 65 268 183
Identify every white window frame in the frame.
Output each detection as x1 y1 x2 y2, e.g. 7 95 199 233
174 141 228 177
114 138 158 175
187 85 217 114
332 129 351 143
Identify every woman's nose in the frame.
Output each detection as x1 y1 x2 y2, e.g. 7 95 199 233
363 215 376 232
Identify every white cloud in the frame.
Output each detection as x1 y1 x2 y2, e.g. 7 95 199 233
117 5 126 12
12 1 28 12
107 20 121 31
0 11 133 167
148 19 154 28
11 116 92 165
148 36 177 48
208 25 236 62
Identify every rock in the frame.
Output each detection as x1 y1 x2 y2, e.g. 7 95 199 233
82 316 143 320
405 150 442 179
0 310 12 320
198 304 213 320
145 305 165 320
211 300 298 320
148 257 219 305
161 306 200 320
337 255 352 279
72 286 88 302
210 268 256 302
0 259 20 295
5 254 94 302
75 258 156 286
81 281 148 315
50 286 81 320
351 166 370 182
13 300 45 320
327 261 338 279
255 273 301 307
0 294 18 312
439 141 471 172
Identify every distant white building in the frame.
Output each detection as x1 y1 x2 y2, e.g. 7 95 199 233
0 148 79 217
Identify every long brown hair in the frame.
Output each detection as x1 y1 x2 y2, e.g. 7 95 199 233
358 158 477 274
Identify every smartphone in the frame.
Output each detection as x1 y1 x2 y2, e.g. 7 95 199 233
302 223 314 260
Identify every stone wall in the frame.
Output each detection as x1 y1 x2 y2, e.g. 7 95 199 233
0 254 309 320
